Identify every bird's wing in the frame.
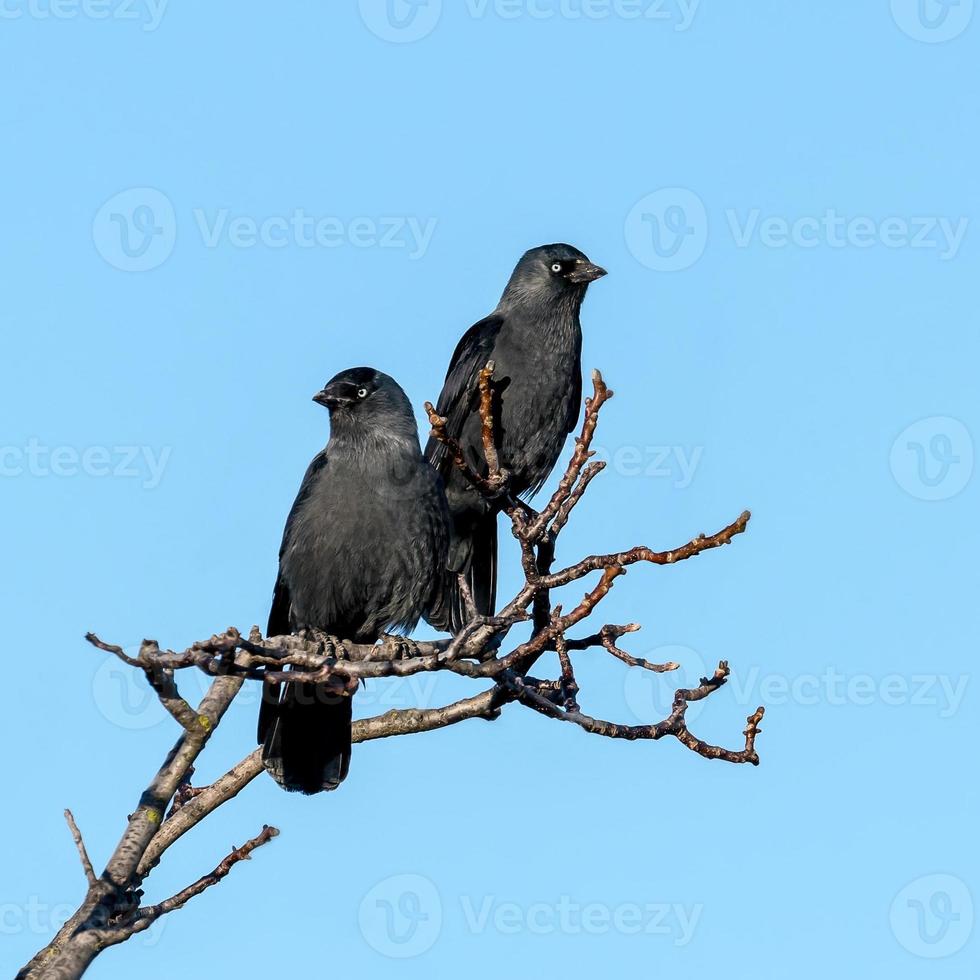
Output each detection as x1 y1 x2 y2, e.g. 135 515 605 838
258 449 330 744
267 574 292 639
266 448 330 636
424 313 504 477
566 332 583 434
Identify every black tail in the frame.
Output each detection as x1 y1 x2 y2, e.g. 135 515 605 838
258 682 352 794
435 508 497 633
469 510 497 622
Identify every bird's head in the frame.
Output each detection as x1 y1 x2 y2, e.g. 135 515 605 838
500 243 607 310
313 367 418 443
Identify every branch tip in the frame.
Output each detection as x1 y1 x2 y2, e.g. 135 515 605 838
64 809 97 888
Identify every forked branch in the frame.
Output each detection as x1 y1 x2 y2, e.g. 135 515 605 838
21 369 760 979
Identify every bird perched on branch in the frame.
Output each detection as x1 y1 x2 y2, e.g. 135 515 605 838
258 368 450 794
426 244 607 631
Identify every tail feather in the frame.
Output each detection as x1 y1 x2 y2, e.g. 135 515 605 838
259 682 352 794
468 511 497 624
430 510 497 634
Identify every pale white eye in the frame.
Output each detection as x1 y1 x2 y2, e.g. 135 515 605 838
551 263 562 273
357 387 369 399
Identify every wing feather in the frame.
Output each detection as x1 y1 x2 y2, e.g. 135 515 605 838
424 314 503 478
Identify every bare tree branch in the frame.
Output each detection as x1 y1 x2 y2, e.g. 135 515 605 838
21 369 761 979
502 664 765 765
102 826 279 947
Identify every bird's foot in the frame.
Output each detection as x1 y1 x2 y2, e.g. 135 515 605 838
381 634 423 661
301 629 348 658
484 467 513 500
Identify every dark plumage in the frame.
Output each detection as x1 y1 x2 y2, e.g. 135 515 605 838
258 368 450 794
425 244 606 630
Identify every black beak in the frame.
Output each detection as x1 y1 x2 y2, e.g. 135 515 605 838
313 383 346 409
568 261 608 284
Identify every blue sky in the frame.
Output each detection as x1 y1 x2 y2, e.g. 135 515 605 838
1 2 977 977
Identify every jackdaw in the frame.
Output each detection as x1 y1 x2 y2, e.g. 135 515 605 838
425 244 606 630
258 367 451 794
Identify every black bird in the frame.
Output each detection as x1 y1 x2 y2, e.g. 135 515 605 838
425 244 606 630
258 368 450 794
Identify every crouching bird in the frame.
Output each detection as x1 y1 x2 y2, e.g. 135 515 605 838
258 368 450 793
425 244 607 631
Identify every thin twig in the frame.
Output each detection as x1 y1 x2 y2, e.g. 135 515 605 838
597 625 680 673
103 826 280 947
424 403 500 496
553 616 579 711
502 666 765 766
523 369 614 542
477 361 501 479
63 810 97 888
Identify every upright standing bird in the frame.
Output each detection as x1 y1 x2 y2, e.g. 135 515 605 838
258 368 450 794
425 244 606 630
